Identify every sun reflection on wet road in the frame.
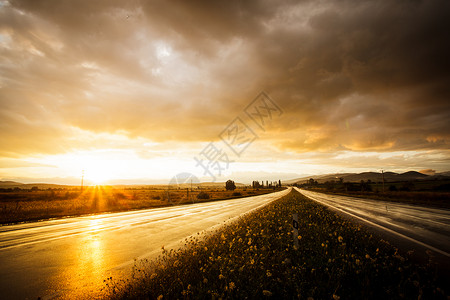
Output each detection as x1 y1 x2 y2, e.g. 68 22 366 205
52 218 112 299
0 189 290 299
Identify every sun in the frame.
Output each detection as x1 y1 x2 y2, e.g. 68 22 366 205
85 169 111 185
82 160 116 185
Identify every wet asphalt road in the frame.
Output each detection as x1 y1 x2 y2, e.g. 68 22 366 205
296 188 450 261
0 188 290 299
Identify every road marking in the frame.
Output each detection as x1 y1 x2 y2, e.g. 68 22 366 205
296 188 450 258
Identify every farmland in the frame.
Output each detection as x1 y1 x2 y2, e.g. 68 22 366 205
106 190 449 299
0 185 279 225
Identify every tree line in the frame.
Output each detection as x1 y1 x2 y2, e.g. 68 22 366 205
224 180 283 191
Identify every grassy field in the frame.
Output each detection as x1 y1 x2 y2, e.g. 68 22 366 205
0 186 279 224
106 190 448 299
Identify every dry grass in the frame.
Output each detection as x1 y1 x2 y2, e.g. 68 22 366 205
0 186 279 224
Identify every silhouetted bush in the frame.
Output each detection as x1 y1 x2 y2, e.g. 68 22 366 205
232 192 242 197
197 192 210 200
389 185 398 191
399 182 415 191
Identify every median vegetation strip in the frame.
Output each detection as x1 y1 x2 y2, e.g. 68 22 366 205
107 190 448 299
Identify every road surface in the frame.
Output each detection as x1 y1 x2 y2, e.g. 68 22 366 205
295 188 450 261
0 188 290 299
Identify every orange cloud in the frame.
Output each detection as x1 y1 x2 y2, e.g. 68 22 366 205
1 0 449 179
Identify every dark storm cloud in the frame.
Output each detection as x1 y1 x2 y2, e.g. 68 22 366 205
1 0 449 158
262 0 450 152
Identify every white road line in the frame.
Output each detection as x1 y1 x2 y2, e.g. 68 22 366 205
295 188 450 258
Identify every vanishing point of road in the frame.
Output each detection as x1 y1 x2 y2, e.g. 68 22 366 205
0 189 290 299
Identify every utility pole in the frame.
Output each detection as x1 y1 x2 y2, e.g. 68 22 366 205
381 169 385 193
81 169 84 192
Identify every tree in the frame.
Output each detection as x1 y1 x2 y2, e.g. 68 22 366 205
278 180 282 187
225 180 236 191
253 181 261 188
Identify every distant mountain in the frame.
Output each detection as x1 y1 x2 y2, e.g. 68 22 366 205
426 171 450 180
0 181 24 187
341 172 384 182
0 181 73 189
284 173 351 184
437 171 450 177
283 173 352 184
286 170 446 185
397 171 428 180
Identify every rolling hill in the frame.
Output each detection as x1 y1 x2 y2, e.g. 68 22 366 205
285 170 445 185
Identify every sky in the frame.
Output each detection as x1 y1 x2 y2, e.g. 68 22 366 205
0 0 449 185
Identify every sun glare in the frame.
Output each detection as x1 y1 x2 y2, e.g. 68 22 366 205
30 148 205 185
85 169 111 185
81 158 116 185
